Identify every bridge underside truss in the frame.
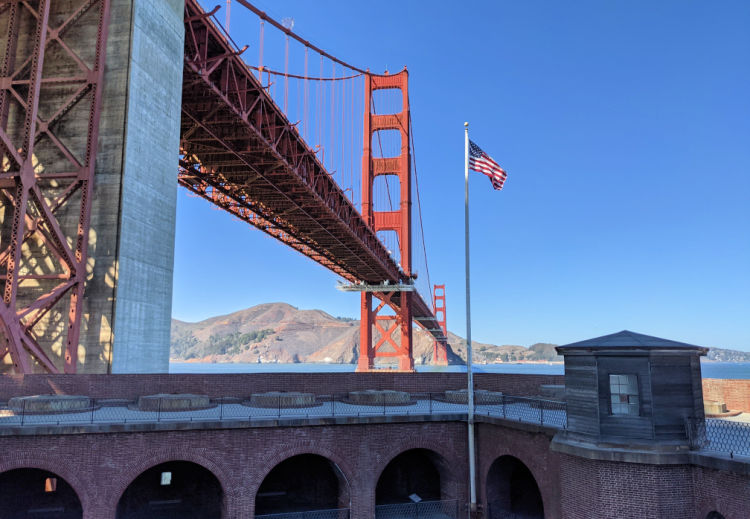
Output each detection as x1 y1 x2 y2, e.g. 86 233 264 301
180 0 446 366
0 0 109 373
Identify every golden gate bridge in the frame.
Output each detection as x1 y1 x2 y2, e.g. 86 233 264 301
0 0 449 373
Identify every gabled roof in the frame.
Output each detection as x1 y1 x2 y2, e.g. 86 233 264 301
557 330 706 351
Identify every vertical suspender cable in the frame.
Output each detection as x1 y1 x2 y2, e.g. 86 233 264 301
225 0 231 33
284 34 289 114
410 111 431 294
330 62 336 178
304 47 309 142
341 73 347 195
350 74 355 205
318 54 323 161
258 19 264 82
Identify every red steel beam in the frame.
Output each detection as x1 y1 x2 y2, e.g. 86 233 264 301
0 0 110 373
181 1 445 363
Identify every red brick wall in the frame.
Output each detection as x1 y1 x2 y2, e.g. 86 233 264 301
1 415 749 518
558 454 750 519
701 379 750 413
0 422 468 519
691 465 750 519
476 424 561 518
0 372 564 400
558 455 695 519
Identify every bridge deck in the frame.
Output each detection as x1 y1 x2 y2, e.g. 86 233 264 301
178 0 439 338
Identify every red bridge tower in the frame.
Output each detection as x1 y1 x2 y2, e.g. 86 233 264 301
357 70 414 371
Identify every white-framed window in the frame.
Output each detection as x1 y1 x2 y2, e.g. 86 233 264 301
609 374 639 416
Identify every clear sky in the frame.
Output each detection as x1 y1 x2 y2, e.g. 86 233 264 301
175 1 750 351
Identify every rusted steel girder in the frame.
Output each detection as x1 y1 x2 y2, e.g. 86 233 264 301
0 0 110 373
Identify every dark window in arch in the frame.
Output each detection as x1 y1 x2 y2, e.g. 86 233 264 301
0 468 82 519
486 456 544 519
116 461 223 519
706 512 726 519
255 454 349 516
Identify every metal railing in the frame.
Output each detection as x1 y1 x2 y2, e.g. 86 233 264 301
375 500 459 519
474 394 568 429
255 508 349 519
0 393 567 431
687 418 750 458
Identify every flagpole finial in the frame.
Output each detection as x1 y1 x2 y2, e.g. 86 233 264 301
464 122 469 127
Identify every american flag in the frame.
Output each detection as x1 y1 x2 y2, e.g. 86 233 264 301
469 140 507 190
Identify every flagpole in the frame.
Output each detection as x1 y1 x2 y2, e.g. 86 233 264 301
464 121 477 518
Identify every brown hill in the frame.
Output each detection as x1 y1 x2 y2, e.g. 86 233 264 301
170 302 561 365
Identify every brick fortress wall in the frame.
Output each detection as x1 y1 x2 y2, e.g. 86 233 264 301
0 421 468 519
702 378 750 413
0 372 565 401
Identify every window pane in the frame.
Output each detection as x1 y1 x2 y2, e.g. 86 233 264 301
609 373 639 416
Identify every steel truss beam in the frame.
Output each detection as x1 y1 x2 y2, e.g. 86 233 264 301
181 0 401 285
181 1 446 371
0 0 110 373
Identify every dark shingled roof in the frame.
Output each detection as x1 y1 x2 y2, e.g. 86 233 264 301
557 330 706 351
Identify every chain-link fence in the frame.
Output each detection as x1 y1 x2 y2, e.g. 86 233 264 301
255 508 349 519
474 394 567 429
375 500 458 519
688 418 750 458
0 393 567 430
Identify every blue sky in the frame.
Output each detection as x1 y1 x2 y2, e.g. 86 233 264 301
175 1 750 351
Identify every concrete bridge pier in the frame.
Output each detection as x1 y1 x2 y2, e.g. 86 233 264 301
0 0 183 373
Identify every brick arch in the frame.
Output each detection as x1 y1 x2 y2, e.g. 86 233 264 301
479 433 556 518
110 447 235 517
248 440 357 502
372 441 462 502
0 454 90 513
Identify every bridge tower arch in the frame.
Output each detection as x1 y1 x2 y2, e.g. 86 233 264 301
358 69 414 371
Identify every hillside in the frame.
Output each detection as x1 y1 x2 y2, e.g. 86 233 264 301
705 347 750 362
170 302 562 365
172 303 750 365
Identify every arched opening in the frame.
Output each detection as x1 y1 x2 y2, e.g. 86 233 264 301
255 454 349 517
486 456 544 519
0 468 82 519
375 448 459 519
706 513 726 519
376 449 443 505
116 461 223 519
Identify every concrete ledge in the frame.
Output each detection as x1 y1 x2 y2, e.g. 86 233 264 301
8 395 95 414
445 389 503 405
347 390 411 405
689 450 750 476
0 412 469 437
550 434 692 465
137 393 212 411
246 392 318 408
